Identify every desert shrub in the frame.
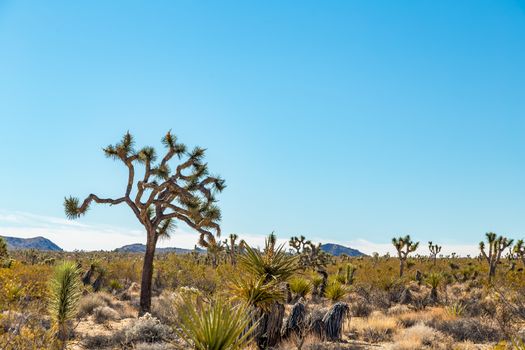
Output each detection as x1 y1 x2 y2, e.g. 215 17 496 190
134 343 178 350
123 314 173 344
361 326 393 343
82 334 118 349
108 279 124 292
289 277 312 298
352 312 397 343
391 323 448 350
428 317 502 342
77 293 107 318
151 292 179 325
93 306 120 324
350 298 372 317
387 304 411 316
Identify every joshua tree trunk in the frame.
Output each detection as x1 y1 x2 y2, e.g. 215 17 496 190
399 259 405 277
140 232 157 315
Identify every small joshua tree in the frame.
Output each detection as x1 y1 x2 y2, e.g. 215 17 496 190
64 131 224 314
224 233 240 265
479 232 513 282
48 261 82 348
392 235 419 277
0 237 9 264
289 235 311 254
198 231 225 267
428 241 442 266
513 239 525 268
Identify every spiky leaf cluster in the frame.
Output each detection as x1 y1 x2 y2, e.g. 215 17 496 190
176 298 257 350
48 261 82 341
239 237 299 284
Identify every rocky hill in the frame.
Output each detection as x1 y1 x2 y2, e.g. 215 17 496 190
320 243 366 257
115 243 205 254
1 235 63 251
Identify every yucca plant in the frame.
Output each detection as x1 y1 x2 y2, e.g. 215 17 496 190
445 302 466 318
289 277 312 299
176 298 257 350
229 276 285 312
238 239 299 283
48 261 82 347
324 281 349 302
426 272 442 303
236 235 299 349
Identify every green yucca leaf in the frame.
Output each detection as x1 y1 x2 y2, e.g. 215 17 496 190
229 276 285 311
48 261 82 341
289 277 312 298
176 298 257 350
239 240 299 283
324 281 349 302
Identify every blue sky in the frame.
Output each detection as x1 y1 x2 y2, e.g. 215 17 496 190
0 1 524 254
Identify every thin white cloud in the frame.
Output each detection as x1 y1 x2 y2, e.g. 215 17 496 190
0 209 480 256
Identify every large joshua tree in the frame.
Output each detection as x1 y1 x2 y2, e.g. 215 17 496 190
392 235 419 277
479 232 513 282
64 131 225 314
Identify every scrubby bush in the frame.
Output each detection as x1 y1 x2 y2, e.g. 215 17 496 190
427 317 502 342
350 298 372 317
123 314 173 344
77 293 107 318
93 306 120 324
391 323 449 350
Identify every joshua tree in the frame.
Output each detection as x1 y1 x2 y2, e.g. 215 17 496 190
428 241 442 266
0 236 8 261
479 232 513 282
392 235 419 277
198 231 225 267
225 233 240 265
289 235 329 271
0 237 11 267
513 239 525 268
289 235 311 254
64 131 225 314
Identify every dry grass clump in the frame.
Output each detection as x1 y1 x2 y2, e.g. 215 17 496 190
426 317 502 343
93 306 120 324
390 323 449 350
151 291 179 325
387 304 411 316
78 292 133 320
351 311 397 343
397 307 447 328
82 313 173 349
77 293 111 318
349 299 372 317
123 313 173 344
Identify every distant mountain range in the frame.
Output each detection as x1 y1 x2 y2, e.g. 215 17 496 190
114 243 205 254
1 235 63 251
320 243 366 257
0 235 366 257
